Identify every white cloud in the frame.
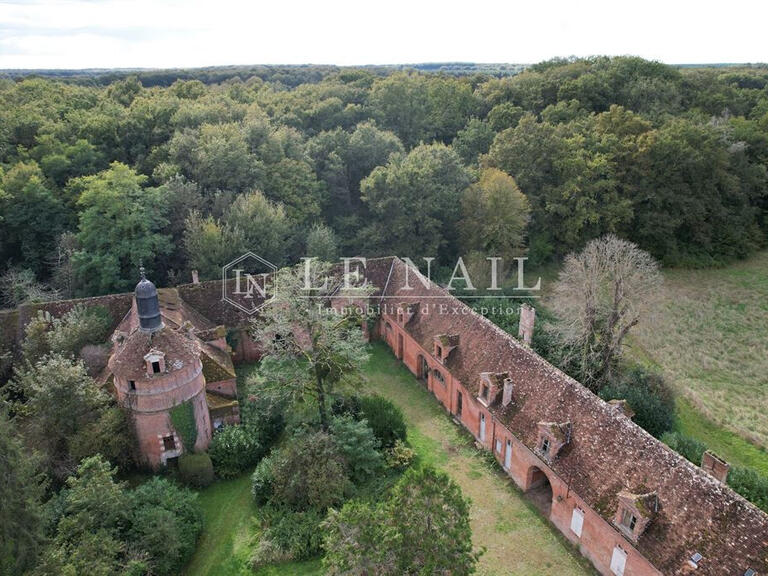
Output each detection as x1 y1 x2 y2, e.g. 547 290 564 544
0 0 766 68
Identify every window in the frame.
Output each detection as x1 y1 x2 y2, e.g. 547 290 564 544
610 546 627 576
128 380 136 391
570 507 584 537
620 509 637 531
436 345 442 359
495 439 502 453
162 435 176 451
540 437 550 455
481 384 490 402
152 361 161 374
433 369 445 386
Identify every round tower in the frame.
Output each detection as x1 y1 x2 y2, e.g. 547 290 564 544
109 272 212 468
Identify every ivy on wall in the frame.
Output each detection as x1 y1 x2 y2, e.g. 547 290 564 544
170 401 198 452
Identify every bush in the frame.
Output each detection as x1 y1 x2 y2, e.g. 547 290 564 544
660 432 707 466
360 395 407 449
128 477 203 576
209 425 263 479
251 537 291 571
329 415 383 483
599 366 676 438
728 467 768 513
251 454 275 505
239 378 287 448
331 394 362 418
385 439 416 471
261 507 325 561
178 453 214 487
47 304 113 358
270 430 350 511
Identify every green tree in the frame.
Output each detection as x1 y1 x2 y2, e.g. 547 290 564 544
36 456 128 576
0 162 66 277
306 223 339 261
72 162 172 294
323 466 479 576
361 143 471 260
460 168 530 267
13 354 111 482
253 261 373 429
0 408 45 575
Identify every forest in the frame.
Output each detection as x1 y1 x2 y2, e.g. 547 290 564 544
1 56 768 304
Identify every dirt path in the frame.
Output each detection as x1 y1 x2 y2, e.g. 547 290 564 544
363 344 595 576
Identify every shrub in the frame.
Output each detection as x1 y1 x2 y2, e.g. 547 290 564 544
251 537 291 571
599 366 676 438
728 467 768 513
209 425 263 479
47 304 112 358
660 432 707 466
360 395 407 449
261 507 325 561
79 343 111 376
128 477 203 576
385 439 416 471
331 394 362 418
330 415 383 483
239 378 287 447
178 453 214 487
270 430 350 511
251 454 275 505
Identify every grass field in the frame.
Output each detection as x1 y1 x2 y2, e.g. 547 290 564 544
629 251 768 458
185 344 595 575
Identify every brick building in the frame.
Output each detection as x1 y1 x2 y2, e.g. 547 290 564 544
102 271 241 468
368 257 768 576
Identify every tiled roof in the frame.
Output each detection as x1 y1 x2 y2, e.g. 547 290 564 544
380 257 768 575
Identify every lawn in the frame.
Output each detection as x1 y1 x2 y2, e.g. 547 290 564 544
360 343 595 576
628 250 768 465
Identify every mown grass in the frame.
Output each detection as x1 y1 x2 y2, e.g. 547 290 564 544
360 343 596 576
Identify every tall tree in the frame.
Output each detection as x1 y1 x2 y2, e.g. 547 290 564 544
360 143 471 260
551 235 662 388
252 261 373 429
72 162 171 294
460 168 530 268
0 408 45 575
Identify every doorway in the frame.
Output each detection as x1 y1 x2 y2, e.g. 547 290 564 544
526 466 553 517
456 391 463 418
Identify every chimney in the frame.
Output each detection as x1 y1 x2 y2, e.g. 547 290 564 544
608 399 635 419
191 270 200 284
518 303 536 346
701 451 730 483
502 377 514 407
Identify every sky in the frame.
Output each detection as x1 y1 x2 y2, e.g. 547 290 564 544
1 0 767 69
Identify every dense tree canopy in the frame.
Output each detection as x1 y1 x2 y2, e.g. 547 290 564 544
0 58 766 296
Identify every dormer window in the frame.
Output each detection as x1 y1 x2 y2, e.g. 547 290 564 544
433 334 458 363
620 509 637 531
536 421 571 462
129 380 136 391
613 490 658 542
481 384 490 402
144 349 166 376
